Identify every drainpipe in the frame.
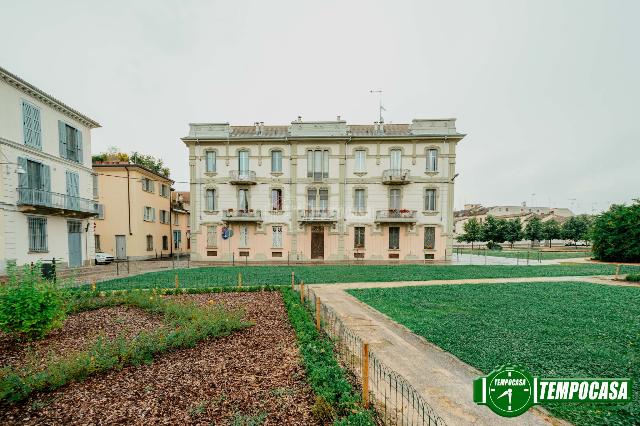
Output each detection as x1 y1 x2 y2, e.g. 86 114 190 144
169 186 174 257
125 166 132 235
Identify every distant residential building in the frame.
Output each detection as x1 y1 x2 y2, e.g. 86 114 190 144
171 191 190 255
0 66 100 272
182 118 465 262
92 162 176 260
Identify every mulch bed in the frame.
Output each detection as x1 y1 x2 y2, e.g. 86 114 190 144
0 306 163 370
0 292 318 425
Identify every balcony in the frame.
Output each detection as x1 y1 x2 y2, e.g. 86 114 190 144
17 188 98 218
375 209 417 223
298 209 338 223
223 209 263 222
382 169 411 185
229 170 257 185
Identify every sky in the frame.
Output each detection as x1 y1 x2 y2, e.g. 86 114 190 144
1 0 638 214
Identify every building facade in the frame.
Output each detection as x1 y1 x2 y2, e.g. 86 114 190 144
171 191 190 256
93 162 179 260
183 118 465 262
0 66 100 272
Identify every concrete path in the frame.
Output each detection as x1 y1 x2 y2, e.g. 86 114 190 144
310 276 633 425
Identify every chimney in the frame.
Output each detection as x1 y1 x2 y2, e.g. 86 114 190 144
379 121 384 134
297 116 302 122
374 121 379 134
260 121 264 133
336 115 341 121
255 122 260 135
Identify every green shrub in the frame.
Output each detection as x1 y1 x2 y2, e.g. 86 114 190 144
485 241 503 250
0 262 67 340
626 273 640 282
592 200 640 262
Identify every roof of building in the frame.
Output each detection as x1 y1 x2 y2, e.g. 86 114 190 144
175 191 190 204
0 65 101 128
92 162 173 183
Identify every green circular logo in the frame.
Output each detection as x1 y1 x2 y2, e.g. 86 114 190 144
486 366 534 417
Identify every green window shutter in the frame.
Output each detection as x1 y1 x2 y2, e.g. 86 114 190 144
17 157 28 188
76 129 83 163
58 121 67 159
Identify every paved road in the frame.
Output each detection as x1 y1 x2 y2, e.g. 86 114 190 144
310 276 628 425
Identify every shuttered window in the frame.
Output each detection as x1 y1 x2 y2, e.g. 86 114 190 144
205 151 216 173
426 149 438 172
22 101 42 149
58 121 83 163
239 225 248 247
146 235 154 251
28 217 48 252
424 189 436 211
207 225 217 248
173 230 181 249
92 174 99 198
424 226 436 250
272 225 283 248
205 188 216 211
65 171 80 210
142 178 155 193
144 206 156 222
354 189 365 211
97 204 105 219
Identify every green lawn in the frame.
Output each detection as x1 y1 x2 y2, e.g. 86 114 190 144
457 248 592 260
84 263 640 291
348 282 640 425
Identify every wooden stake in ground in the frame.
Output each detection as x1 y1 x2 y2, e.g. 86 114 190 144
300 281 304 303
615 264 621 280
291 271 295 290
175 274 179 289
238 272 242 287
362 342 370 408
316 297 321 331
91 280 96 292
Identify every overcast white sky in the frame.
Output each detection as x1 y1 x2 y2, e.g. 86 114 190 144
2 0 638 213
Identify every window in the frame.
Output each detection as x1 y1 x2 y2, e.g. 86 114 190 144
389 188 401 210
271 188 283 211
239 225 248 247
97 204 105 220
354 226 365 248
424 227 436 250
238 188 249 211
142 178 155 193
307 188 328 211
272 225 283 248
143 206 156 222
173 230 181 249
424 189 436 211
146 235 153 251
238 150 249 175
307 149 329 181
426 149 438 172
28 217 47 252
65 171 80 210
390 149 402 171
160 184 170 198
389 226 400 250
354 189 366 212
92 174 98 198
58 121 83 163
22 101 42 149
162 235 169 250
173 212 179 225
354 149 366 171
271 150 282 173
207 225 217 248
205 188 216 211
205 151 216 173
160 210 169 224
94 234 101 252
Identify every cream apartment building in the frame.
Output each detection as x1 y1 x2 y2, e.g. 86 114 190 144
183 118 465 262
93 162 179 260
0 66 100 272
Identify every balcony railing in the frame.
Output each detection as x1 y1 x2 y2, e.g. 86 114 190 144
229 170 257 184
298 209 338 222
17 188 98 218
382 169 411 184
375 209 417 223
223 209 263 222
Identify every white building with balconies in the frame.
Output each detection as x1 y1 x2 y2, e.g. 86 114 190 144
0 66 100 272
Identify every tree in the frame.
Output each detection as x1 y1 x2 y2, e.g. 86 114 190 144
458 217 482 250
541 219 562 247
592 200 640 262
130 152 170 177
524 216 543 247
481 216 506 248
561 215 592 245
503 218 524 248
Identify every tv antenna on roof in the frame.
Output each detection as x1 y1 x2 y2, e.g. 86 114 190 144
369 89 386 123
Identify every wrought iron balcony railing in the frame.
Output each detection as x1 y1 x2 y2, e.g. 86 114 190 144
223 209 263 221
375 209 417 222
382 169 411 184
298 209 338 221
17 188 98 217
229 170 257 184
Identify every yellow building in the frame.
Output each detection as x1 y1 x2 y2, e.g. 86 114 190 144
92 162 178 260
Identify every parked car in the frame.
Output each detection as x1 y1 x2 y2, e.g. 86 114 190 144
95 252 115 265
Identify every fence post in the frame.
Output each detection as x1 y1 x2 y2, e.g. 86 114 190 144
527 251 530 266
362 342 370 409
116 261 119 275
91 279 96 292
300 281 304 304
175 273 179 289
316 297 321 331
484 248 487 265
291 271 295 290
238 272 242 287
615 264 621 280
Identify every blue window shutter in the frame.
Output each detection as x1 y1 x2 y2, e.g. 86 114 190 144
76 129 83 163
22 102 29 146
41 164 51 191
58 121 67 158
18 157 28 188
65 171 71 195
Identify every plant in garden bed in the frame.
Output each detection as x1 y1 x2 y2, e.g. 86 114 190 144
627 273 640 282
0 291 249 404
280 287 375 425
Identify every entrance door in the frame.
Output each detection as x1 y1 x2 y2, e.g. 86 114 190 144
115 235 126 259
67 220 82 267
311 226 324 259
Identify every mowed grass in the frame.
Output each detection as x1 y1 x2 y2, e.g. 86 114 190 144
348 282 640 425
85 263 640 291
458 249 592 260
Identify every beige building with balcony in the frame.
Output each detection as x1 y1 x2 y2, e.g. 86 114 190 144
183 118 465 262
92 162 189 260
0 66 100 272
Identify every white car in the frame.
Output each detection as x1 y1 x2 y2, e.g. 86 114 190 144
95 252 115 265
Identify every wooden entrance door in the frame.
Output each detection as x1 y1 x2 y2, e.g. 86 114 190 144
311 226 324 259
